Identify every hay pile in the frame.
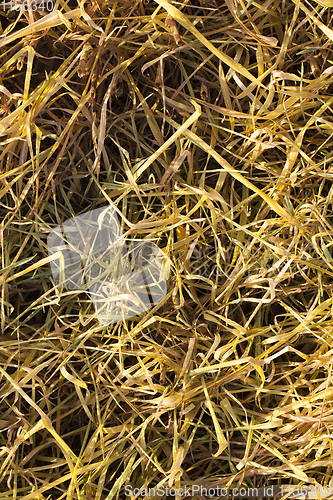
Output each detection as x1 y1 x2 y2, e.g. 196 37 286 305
1 0 333 498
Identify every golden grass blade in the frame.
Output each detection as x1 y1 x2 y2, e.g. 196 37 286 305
201 377 228 457
105 452 137 499
0 366 81 466
293 0 333 42
0 10 76 49
157 110 306 231
60 365 88 390
4 251 64 284
133 100 201 180
155 0 266 88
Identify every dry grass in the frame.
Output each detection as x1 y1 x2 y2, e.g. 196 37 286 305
1 0 333 498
